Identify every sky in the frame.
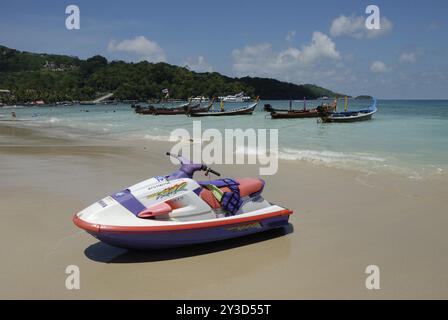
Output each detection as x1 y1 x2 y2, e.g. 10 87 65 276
0 0 447 99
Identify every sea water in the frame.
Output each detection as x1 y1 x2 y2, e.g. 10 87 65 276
2 100 447 178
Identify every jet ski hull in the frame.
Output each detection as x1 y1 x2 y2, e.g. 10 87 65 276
74 209 291 249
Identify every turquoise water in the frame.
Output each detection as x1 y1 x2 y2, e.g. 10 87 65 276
2 100 448 178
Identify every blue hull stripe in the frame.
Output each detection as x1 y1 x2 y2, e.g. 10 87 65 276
90 215 290 249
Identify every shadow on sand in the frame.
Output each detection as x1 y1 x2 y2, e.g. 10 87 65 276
84 224 294 264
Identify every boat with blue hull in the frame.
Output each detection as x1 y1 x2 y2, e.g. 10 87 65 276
317 98 377 123
73 153 292 249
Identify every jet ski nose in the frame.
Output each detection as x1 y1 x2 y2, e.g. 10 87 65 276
73 214 100 233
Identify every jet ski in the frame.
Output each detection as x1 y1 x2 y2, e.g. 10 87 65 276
73 153 293 249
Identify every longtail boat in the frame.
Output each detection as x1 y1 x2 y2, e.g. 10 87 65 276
134 103 199 115
271 109 319 119
270 99 337 119
188 102 257 117
135 99 214 115
317 98 377 123
264 104 289 112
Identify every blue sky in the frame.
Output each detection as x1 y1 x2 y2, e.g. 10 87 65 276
0 0 447 98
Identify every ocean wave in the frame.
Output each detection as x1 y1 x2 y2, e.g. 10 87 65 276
233 146 387 172
142 134 178 142
279 148 386 165
49 117 61 123
33 117 62 124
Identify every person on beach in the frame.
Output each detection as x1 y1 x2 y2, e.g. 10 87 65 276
11 111 16 119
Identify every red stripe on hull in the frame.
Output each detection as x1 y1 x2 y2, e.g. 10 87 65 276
73 209 293 234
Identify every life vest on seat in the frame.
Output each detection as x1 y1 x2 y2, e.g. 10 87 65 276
199 178 242 215
198 178 265 215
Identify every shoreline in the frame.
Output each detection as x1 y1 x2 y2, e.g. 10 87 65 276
1 119 446 181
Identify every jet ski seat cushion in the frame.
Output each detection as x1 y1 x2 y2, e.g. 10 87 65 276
235 178 265 197
199 178 265 209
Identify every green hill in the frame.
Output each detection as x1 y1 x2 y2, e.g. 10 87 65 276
0 45 342 103
238 77 342 100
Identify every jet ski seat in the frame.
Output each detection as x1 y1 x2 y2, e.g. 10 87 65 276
234 178 265 197
198 178 265 209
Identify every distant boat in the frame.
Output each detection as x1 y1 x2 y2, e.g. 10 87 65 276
317 99 377 123
135 104 198 115
271 108 324 119
79 101 96 106
219 92 251 103
190 96 209 103
31 100 46 106
264 104 289 112
189 102 257 117
269 99 337 119
56 101 74 106
135 99 214 115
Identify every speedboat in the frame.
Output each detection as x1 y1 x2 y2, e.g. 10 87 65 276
73 153 293 249
219 92 251 103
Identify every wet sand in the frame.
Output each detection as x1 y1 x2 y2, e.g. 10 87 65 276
1 123 448 299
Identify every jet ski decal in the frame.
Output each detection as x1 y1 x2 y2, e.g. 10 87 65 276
147 181 188 200
225 222 262 232
111 189 146 216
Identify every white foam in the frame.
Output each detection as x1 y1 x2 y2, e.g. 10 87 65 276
48 117 61 123
144 134 174 142
279 148 386 165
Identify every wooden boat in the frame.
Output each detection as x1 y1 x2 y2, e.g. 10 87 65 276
135 99 214 115
134 102 199 115
152 103 201 115
271 109 318 119
317 99 377 123
188 102 257 117
264 104 289 112
270 99 337 119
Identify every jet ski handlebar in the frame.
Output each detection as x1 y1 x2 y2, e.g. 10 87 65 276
166 152 221 178
204 167 221 177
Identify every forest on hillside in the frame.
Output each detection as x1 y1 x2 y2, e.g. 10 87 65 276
0 45 341 103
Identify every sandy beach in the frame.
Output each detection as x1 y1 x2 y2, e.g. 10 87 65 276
1 122 447 299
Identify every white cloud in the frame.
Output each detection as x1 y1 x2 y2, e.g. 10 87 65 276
107 36 166 62
399 52 417 63
233 31 340 76
286 30 296 42
370 61 388 73
330 15 392 39
231 32 344 91
184 56 213 73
